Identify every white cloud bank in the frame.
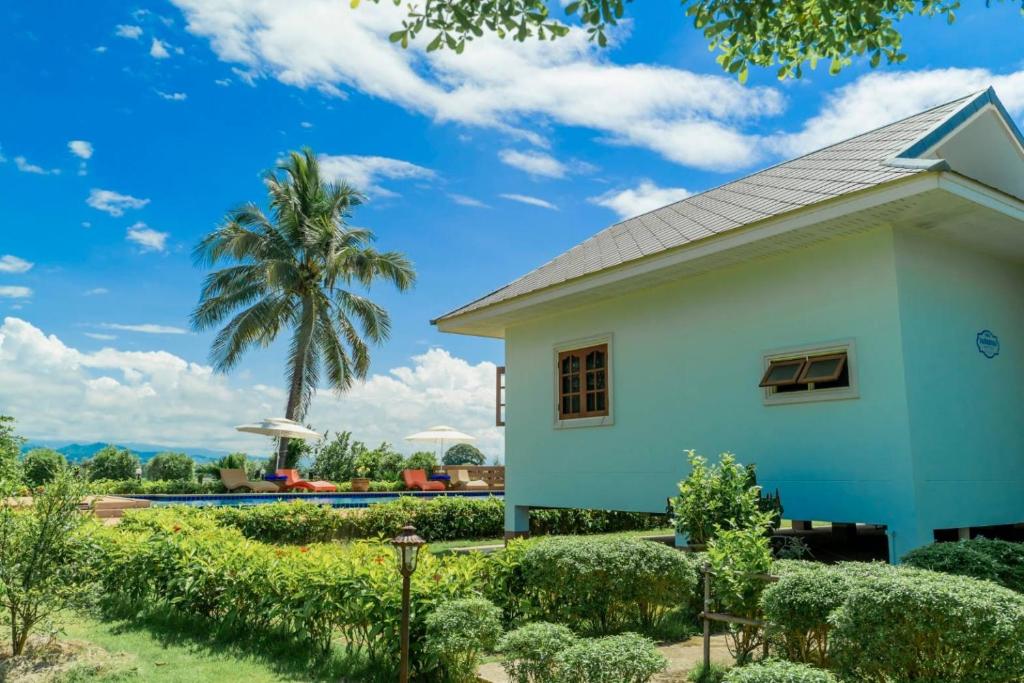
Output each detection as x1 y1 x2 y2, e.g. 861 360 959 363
68 140 93 159
87 189 150 216
0 255 33 274
590 180 691 219
317 154 434 197
15 156 59 175
115 24 143 40
0 287 32 299
169 0 782 171
0 318 503 458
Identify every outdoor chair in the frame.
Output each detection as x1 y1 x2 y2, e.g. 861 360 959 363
451 469 489 490
402 469 446 491
219 468 279 493
276 469 338 493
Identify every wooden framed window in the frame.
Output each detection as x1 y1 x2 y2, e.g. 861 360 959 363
761 343 855 404
495 366 506 427
558 343 608 419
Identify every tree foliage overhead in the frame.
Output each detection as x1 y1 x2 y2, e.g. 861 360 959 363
357 0 1021 80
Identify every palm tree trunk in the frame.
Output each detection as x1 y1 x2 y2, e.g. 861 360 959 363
277 296 315 470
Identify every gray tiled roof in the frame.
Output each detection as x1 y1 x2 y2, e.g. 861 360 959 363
437 93 977 322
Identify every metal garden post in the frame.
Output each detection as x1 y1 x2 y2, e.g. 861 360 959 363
391 525 425 683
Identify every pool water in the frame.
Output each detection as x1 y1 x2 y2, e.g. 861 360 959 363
133 491 502 509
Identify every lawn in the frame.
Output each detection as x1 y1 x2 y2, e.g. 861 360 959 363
31 612 318 682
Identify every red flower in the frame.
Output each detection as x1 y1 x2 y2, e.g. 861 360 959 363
172 525 181 533
374 556 384 565
300 546 309 553
433 574 441 583
275 550 285 558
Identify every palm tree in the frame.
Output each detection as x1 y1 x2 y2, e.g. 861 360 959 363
192 149 416 468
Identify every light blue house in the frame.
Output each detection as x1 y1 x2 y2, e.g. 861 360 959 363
435 89 1024 561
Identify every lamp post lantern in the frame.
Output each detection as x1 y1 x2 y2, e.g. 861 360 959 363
391 524 425 683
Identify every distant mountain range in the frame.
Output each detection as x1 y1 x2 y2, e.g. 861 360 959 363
20 440 238 464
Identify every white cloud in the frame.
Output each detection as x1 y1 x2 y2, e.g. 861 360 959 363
300 121 313 128
126 222 169 253
86 188 150 216
81 222 92 229
0 318 503 458
150 37 171 58
83 288 109 296
68 140 93 159
771 69 1024 157
589 180 692 219
0 255 33 274
500 193 558 210
115 24 143 39
449 194 490 208
214 78 231 86
499 149 570 178
0 287 32 299
94 45 109 54
84 333 117 341
156 90 188 101
14 156 59 175
99 323 188 334
169 0 783 171
317 154 434 196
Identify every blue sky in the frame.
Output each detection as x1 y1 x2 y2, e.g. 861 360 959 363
1 1 1022 458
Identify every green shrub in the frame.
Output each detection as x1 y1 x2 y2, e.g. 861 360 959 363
425 597 503 682
403 451 437 473
761 562 851 667
21 448 68 486
443 443 486 466
530 508 668 535
353 442 405 481
499 622 578 683
707 518 774 664
902 538 1024 593
0 415 25 483
516 537 698 635
722 660 837 683
553 633 666 683
84 519 490 678
353 495 505 541
689 663 730 683
830 565 1024 682
670 451 764 545
84 478 225 495
308 431 360 481
334 479 404 492
86 446 140 481
144 452 195 481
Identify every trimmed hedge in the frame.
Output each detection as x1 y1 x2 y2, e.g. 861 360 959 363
763 561 1024 682
553 633 666 683
85 479 226 495
512 537 698 635
722 661 837 683
499 622 579 683
902 538 1024 593
351 495 505 541
79 518 488 678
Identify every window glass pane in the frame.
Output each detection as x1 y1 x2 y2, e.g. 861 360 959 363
593 351 604 369
586 373 595 391
570 355 580 372
562 377 570 394
561 357 570 373
561 397 570 415
586 393 595 411
596 393 606 411
766 361 803 384
803 356 843 382
596 371 605 390
571 375 580 392
571 395 580 413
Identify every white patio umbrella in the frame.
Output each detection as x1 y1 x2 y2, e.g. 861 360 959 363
404 425 475 458
234 417 323 442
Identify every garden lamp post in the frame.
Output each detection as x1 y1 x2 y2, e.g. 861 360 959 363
134 466 142 481
391 524 425 683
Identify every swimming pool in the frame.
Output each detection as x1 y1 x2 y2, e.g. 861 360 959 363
131 490 503 509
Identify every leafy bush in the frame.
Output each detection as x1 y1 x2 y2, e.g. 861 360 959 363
197 452 262 480
145 452 196 481
308 431 360 481
0 470 86 654
84 519 489 678
670 451 764 545
515 537 698 635
530 508 668 535
444 443 486 466
499 622 578 683
761 561 851 667
829 565 1024 682
404 450 437 473
425 597 503 682
354 442 405 481
0 415 25 483
84 478 226 495
722 661 837 683
553 633 666 683
334 479 404 492
902 538 1024 593
689 663 730 683
213 502 346 543
353 495 505 541
86 445 140 481
21 447 68 486
707 518 774 664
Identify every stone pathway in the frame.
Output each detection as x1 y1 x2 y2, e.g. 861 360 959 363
477 634 733 682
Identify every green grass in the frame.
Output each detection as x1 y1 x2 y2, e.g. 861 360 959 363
427 527 675 554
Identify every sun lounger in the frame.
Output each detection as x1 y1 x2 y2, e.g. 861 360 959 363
219 468 279 493
451 469 489 490
276 469 338 493
402 469 446 491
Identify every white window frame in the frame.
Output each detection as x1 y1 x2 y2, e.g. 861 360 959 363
762 339 859 406
553 333 614 429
